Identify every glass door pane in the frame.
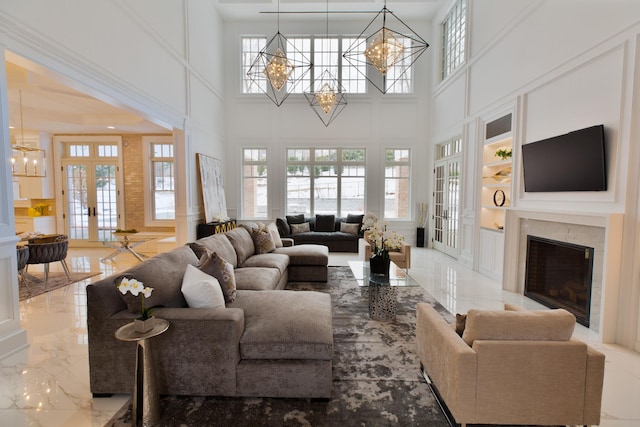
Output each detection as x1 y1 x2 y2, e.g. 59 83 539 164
95 164 118 241
66 164 89 240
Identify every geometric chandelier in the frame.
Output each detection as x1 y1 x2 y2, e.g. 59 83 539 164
304 0 347 126
247 0 312 106
343 2 429 94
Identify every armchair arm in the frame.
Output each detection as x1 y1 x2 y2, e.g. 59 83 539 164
359 238 372 260
281 238 294 247
416 303 477 423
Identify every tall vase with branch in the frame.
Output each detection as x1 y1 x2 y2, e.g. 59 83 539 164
417 202 428 247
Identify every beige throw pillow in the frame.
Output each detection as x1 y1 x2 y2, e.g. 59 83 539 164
198 251 237 303
340 222 360 235
290 222 310 234
181 264 225 309
267 222 283 248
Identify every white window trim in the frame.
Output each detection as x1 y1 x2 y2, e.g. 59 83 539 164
143 135 175 227
384 148 412 220
241 147 269 220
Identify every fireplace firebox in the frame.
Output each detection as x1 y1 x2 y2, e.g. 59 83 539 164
524 235 593 327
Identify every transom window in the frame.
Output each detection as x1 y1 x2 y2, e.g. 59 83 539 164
442 0 466 80
286 148 365 216
384 149 411 219
242 148 268 219
243 35 383 95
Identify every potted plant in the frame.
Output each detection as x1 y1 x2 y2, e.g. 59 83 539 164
116 277 155 333
361 213 405 275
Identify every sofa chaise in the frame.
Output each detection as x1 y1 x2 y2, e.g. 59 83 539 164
87 225 333 398
416 303 605 426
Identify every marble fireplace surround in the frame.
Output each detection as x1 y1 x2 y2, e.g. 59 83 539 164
503 209 624 341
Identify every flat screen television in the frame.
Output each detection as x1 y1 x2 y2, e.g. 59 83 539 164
522 124 607 192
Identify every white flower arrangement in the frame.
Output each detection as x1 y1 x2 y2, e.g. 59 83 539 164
361 213 405 256
117 277 154 320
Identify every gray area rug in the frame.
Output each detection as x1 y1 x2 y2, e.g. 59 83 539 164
19 271 101 301
107 266 454 427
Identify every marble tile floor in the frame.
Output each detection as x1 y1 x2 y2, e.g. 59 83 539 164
0 247 638 426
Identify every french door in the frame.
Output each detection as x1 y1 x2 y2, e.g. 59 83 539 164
60 140 122 246
432 156 461 257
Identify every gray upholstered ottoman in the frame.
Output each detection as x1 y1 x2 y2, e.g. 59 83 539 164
274 244 329 282
229 290 333 398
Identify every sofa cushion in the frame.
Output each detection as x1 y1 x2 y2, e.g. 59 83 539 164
181 264 225 309
286 214 305 225
198 251 238 303
115 245 198 312
234 267 282 291
267 222 283 248
240 253 289 275
251 226 276 254
273 244 329 266
229 290 333 360
461 308 576 346
224 227 255 266
191 233 238 268
315 214 335 232
340 222 359 235
291 222 310 234
276 217 290 236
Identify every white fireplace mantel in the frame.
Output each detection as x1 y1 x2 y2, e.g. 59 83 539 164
503 208 624 343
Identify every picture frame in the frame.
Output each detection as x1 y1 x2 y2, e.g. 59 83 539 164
196 153 228 224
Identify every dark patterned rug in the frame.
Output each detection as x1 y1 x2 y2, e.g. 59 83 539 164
106 266 454 427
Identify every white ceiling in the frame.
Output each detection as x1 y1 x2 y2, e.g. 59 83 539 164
214 0 442 21
5 0 442 139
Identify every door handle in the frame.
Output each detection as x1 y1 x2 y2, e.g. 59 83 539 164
93 207 96 216
87 207 91 217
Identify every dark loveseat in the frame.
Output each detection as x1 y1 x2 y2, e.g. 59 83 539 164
276 214 364 252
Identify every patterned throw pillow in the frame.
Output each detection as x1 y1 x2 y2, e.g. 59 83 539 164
290 222 310 234
198 251 237 303
252 226 276 254
340 222 360 235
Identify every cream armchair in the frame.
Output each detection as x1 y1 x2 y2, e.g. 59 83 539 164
416 303 605 426
358 238 411 270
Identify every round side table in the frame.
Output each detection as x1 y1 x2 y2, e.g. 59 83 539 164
115 318 169 427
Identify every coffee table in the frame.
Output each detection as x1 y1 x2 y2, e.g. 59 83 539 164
348 260 420 321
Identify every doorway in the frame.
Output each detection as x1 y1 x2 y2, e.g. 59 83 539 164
58 137 124 246
432 138 462 257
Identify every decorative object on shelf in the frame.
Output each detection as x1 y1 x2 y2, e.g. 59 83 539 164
494 146 512 161
304 0 347 127
343 0 429 94
246 0 312 107
485 166 512 183
493 189 506 207
117 277 155 333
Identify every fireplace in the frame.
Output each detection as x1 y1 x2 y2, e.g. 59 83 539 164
524 235 594 327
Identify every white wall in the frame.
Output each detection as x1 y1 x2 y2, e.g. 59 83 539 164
222 16 434 240
431 0 640 350
0 0 226 358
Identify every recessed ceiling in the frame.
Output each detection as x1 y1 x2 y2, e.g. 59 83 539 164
6 60 169 139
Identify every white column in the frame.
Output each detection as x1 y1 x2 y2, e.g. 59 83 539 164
0 47 28 359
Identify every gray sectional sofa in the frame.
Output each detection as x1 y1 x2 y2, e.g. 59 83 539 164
87 226 333 398
276 213 364 252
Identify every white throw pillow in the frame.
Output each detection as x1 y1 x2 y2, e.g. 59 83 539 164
181 264 225 309
267 222 283 248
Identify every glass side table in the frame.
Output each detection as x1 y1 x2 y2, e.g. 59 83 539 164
115 318 169 427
